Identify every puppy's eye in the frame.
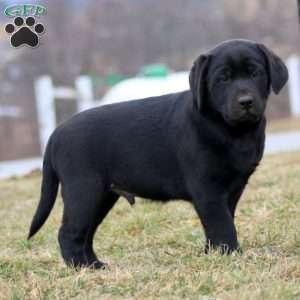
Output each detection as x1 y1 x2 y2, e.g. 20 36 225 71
248 66 260 78
218 71 231 83
250 69 259 78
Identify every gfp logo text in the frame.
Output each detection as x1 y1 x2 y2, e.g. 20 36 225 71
4 4 46 18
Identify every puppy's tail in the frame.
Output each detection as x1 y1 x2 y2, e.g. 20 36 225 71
27 137 59 239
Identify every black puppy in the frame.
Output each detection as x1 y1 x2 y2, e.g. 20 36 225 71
28 39 288 269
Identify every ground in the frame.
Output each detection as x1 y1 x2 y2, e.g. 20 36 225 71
0 151 300 300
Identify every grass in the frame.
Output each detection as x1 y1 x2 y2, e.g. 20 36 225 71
0 152 300 299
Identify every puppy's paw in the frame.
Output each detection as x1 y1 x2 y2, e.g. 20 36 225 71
204 241 241 255
89 260 108 270
65 257 108 271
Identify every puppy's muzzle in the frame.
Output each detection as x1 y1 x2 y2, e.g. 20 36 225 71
238 95 254 111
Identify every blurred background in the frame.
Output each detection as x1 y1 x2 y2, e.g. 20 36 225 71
0 0 299 167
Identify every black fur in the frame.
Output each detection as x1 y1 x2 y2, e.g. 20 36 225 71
28 39 288 269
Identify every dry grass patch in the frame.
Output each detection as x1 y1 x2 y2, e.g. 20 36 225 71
0 152 300 299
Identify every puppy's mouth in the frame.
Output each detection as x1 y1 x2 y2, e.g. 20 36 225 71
223 110 261 127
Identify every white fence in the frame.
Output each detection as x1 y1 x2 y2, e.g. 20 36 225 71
286 56 300 118
34 75 94 153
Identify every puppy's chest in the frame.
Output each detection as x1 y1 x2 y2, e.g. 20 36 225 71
228 137 264 174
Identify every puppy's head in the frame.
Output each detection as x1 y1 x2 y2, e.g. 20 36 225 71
189 39 288 126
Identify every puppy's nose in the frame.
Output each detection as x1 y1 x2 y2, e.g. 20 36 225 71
238 95 254 110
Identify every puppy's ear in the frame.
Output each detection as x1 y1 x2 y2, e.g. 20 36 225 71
189 55 211 110
257 44 288 94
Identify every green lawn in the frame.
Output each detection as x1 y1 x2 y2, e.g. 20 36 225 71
1 152 300 299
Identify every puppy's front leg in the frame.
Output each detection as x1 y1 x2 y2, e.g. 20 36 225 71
192 189 239 254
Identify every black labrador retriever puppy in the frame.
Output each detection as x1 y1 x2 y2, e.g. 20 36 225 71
28 39 288 269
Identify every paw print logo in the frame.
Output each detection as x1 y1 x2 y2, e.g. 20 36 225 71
5 16 45 48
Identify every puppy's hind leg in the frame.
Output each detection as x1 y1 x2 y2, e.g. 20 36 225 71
58 176 115 269
85 191 119 268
